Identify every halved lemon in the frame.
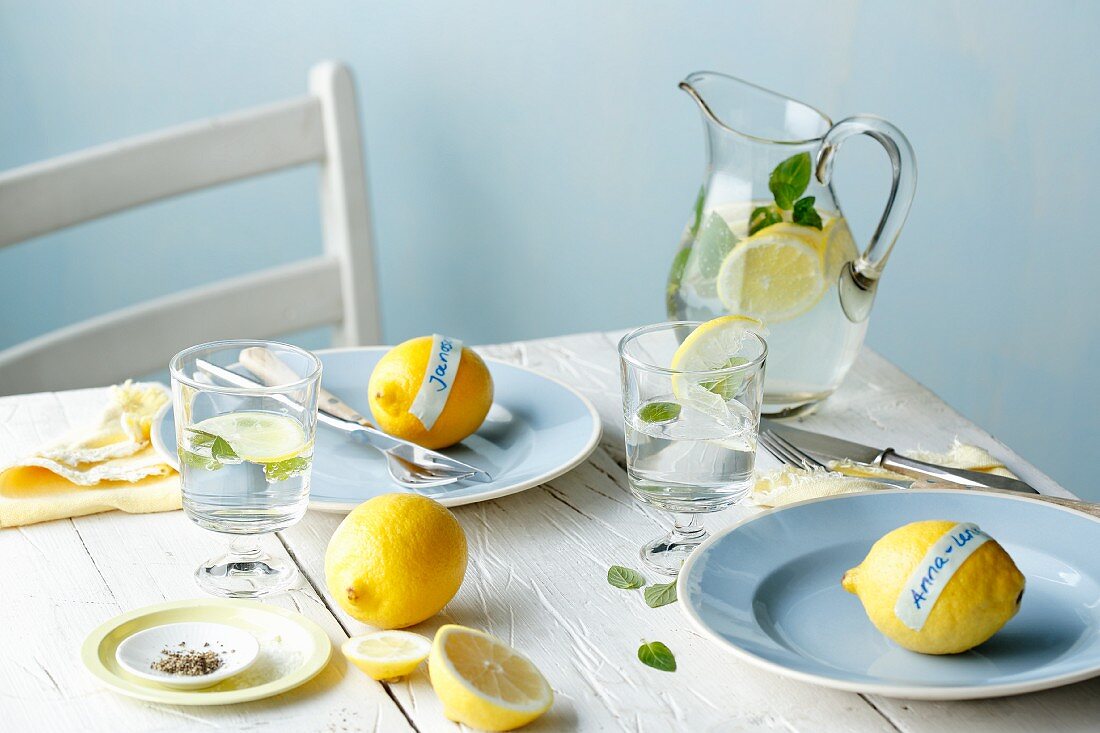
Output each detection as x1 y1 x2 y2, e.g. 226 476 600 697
342 631 431 681
191 411 309 463
429 624 553 731
716 223 826 323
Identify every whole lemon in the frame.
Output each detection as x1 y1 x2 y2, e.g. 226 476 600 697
368 336 494 449
842 520 1025 654
325 494 467 629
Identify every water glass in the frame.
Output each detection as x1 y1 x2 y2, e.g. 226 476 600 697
170 340 321 598
619 322 766 575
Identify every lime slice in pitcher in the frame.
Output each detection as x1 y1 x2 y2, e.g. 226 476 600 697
192 411 309 463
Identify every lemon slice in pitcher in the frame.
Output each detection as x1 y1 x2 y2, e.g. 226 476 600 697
716 224 826 322
192 411 308 463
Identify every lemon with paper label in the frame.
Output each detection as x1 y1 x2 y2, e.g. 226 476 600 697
842 520 1025 654
716 222 826 323
369 334 494 449
429 624 553 731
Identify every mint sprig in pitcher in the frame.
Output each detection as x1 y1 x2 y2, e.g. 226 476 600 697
667 71 916 416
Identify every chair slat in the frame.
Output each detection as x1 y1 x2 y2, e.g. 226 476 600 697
0 97 325 248
0 257 343 394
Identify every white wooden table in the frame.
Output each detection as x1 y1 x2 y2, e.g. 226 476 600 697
2 330 1093 732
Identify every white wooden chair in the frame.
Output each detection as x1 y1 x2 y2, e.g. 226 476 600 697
0 61 381 396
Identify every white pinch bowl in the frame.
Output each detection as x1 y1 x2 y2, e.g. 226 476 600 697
115 622 260 690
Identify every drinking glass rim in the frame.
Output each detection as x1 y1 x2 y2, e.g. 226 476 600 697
170 339 323 394
618 321 767 377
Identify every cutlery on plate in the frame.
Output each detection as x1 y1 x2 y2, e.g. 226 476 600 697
194 357 491 490
760 419 1039 494
758 425 1100 516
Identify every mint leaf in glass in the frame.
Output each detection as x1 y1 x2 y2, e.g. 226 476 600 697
186 427 218 449
692 213 738 279
607 565 646 590
769 152 812 210
749 205 783 235
644 581 678 608
792 196 823 229
638 641 676 672
699 356 749 400
263 456 311 483
638 401 681 424
180 449 223 471
210 436 240 463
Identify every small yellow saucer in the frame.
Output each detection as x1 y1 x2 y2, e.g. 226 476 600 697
81 598 332 706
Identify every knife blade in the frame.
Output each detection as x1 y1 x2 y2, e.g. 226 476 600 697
761 419 1039 495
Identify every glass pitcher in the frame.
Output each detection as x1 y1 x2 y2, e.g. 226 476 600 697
667 71 916 416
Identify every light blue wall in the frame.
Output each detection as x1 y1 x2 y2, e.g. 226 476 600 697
2 1 1097 496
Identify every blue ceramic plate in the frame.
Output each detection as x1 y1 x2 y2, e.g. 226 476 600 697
153 347 601 511
678 490 1100 699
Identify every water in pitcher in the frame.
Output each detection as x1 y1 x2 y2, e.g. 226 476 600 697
668 198 867 413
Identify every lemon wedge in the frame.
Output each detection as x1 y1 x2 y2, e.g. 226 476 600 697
716 223 826 322
342 631 431 681
429 624 553 731
191 411 308 463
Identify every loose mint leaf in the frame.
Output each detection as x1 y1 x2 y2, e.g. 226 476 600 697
689 186 706 237
644 581 678 608
210 436 239 463
638 401 681 424
185 428 218 449
699 356 749 400
638 641 676 672
692 213 738 278
180 449 222 471
263 456 311 482
792 196 823 230
607 565 646 590
749 205 783 235
769 152 812 210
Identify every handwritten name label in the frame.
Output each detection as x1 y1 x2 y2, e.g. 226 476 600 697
409 334 464 431
893 522 990 631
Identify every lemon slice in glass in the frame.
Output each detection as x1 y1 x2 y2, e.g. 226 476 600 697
192 411 308 463
429 624 553 731
669 315 763 420
341 631 431 682
716 223 826 323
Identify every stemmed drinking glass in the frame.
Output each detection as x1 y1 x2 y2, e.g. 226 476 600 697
170 340 321 598
619 322 766 575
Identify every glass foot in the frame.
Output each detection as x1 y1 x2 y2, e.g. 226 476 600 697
640 514 709 577
195 536 298 598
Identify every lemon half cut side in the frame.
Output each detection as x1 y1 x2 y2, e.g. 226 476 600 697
342 631 431 681
429 624 553 731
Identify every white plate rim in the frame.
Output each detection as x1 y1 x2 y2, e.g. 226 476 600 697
677 488 1100 700
153 346 603 511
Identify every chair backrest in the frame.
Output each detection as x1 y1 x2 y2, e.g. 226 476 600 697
0 61 381 396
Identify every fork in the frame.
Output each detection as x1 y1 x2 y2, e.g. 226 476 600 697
758 424 1100 517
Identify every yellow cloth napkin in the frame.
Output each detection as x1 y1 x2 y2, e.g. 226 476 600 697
0 381 181 527
752 440 1015 508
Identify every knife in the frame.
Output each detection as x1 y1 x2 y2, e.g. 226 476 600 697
197 356 492 483
761 419 1039 494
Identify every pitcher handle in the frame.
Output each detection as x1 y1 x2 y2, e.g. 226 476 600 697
815 115 916 322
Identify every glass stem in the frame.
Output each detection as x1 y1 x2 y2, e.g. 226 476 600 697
671 513 706 541
229 535 262 562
